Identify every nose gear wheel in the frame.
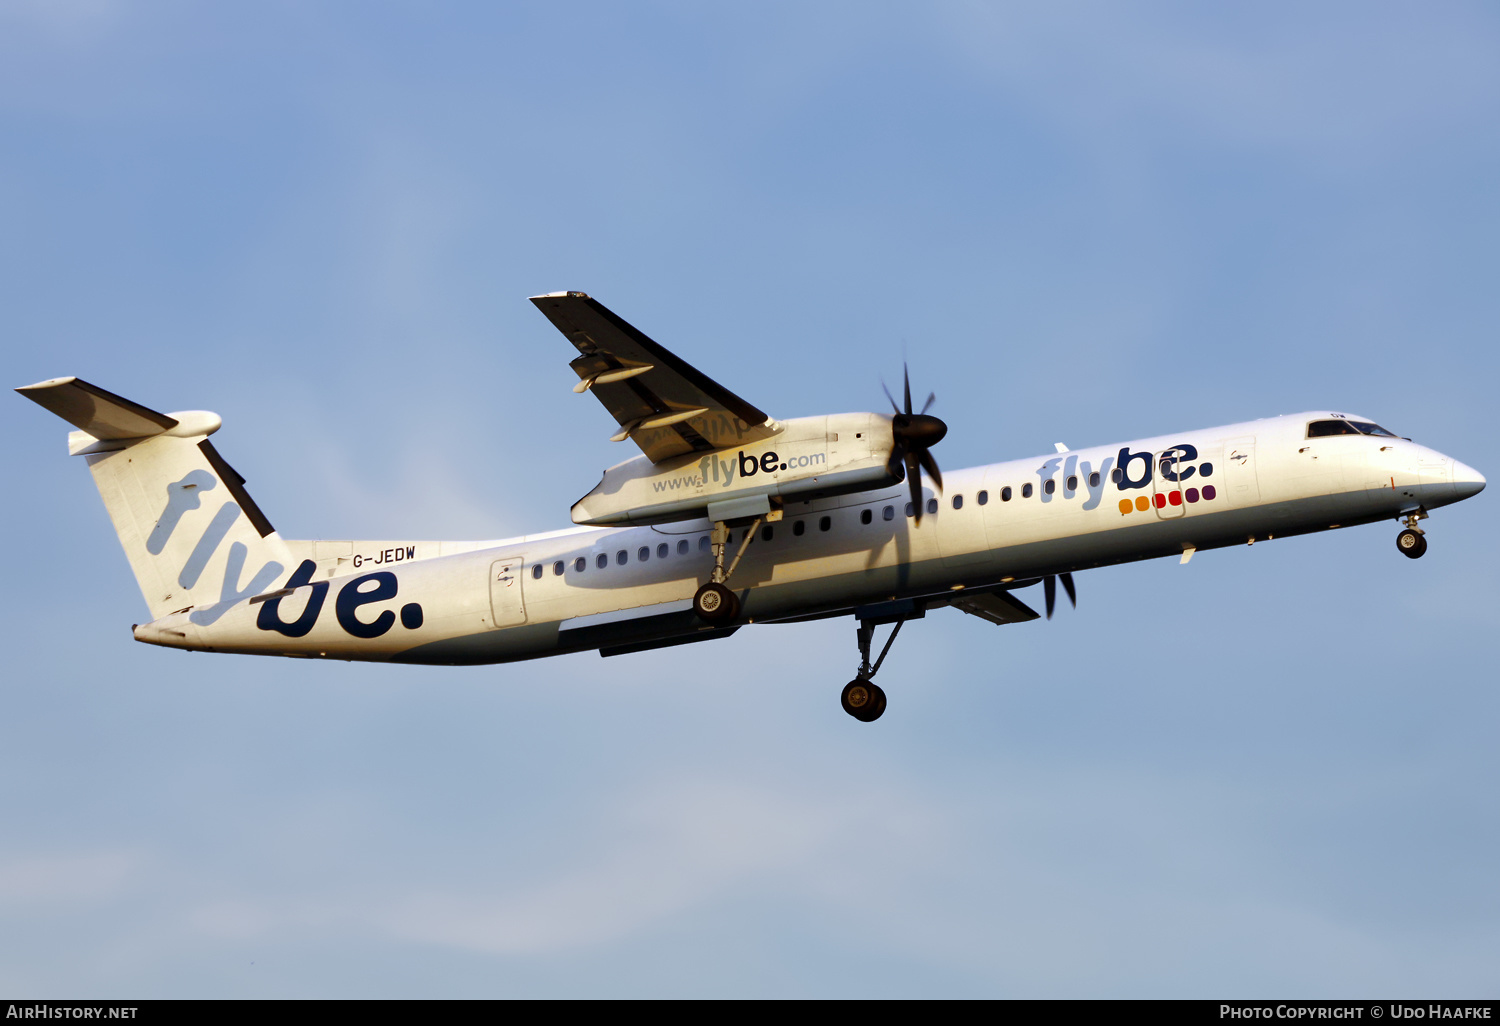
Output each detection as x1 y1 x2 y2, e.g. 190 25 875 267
1397 528 1427 559
1396 510 1429 560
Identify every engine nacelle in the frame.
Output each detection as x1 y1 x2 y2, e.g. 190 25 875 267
571 413 898 526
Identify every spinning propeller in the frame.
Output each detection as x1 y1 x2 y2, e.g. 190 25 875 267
883 365 948 524
1042 572 1076 620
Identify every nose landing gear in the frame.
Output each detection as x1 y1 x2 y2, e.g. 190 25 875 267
1396 510 1428 559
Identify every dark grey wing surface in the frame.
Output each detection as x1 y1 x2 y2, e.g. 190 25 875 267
950 589 1042 626
529 292 775 464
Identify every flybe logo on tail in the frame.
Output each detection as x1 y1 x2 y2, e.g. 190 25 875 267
149 470 284 626
149 470 424 638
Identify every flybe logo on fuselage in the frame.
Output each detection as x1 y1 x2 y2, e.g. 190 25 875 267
1111 443 1220 514
1029 443 1219 514
255 562 424 640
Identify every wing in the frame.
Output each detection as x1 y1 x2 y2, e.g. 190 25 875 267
530 292 777 463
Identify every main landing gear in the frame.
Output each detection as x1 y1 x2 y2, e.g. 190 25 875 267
1396 509 1428 560
691 515 768 624
841 616 912 723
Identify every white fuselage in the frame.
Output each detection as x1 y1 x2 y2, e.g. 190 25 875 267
132 411 1485 664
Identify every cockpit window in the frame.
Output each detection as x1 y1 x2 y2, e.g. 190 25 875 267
1307 420 1360 437
1307 419 1399 438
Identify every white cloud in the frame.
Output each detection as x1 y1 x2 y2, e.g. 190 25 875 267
373 776 943 955
0 850 141 905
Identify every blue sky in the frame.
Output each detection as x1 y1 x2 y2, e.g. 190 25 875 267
2 0 1497 997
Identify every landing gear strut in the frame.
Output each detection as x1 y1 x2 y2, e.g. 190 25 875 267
1396 510 1428 560
841 617 906 723
691 516 763 624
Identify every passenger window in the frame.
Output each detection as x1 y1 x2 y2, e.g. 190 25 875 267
762 525 774 541
616 550 628 565
574 557 586 573
1022 483 1033 498
1111 468 1122 484
638 546 650 562
952 494 963 510
1090 472 1100 488
553 560 564 576
819 516 831 532
531 563 543 580
657 543 669 559
905 502 915 517
677 540 689 555
1001 486 1012 502
860 509 872 525
793 520 806 536
1044 480 1055 494
926 498 937 515
977 490 988 505
596 553 608 569
699 536 710 551
883 505 895 520
1066 475 1077 491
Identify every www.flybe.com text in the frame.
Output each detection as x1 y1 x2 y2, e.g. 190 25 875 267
653 450 827 493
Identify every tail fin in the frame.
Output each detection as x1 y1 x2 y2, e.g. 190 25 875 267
18 377 292 623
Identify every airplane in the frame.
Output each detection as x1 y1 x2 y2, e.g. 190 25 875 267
17 291 1487 722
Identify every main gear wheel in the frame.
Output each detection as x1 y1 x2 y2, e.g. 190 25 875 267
692 582 740 624
841 679 887 722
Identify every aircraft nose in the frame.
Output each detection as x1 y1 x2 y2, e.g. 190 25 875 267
1451 459 1486 499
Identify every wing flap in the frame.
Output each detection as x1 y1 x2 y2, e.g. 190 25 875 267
951 589 1042 626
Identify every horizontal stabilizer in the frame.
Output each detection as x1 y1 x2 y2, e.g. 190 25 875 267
17 376 283 621
951 588 1041 625
16 376 178 439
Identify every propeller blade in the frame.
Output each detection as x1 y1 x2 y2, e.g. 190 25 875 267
918 448 943 492
907 453 924 523
1060 572 1077 609
903 364 912 416
882 380 901 416
921 391 936 415
886 443 906 481
1044 575 1057 619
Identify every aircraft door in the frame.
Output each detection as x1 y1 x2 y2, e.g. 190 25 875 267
488 555 528 627
935 485 991 567
1151 449 1188 520
1223 437 1261 507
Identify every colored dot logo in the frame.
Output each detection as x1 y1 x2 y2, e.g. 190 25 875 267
1118 484 1216 515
